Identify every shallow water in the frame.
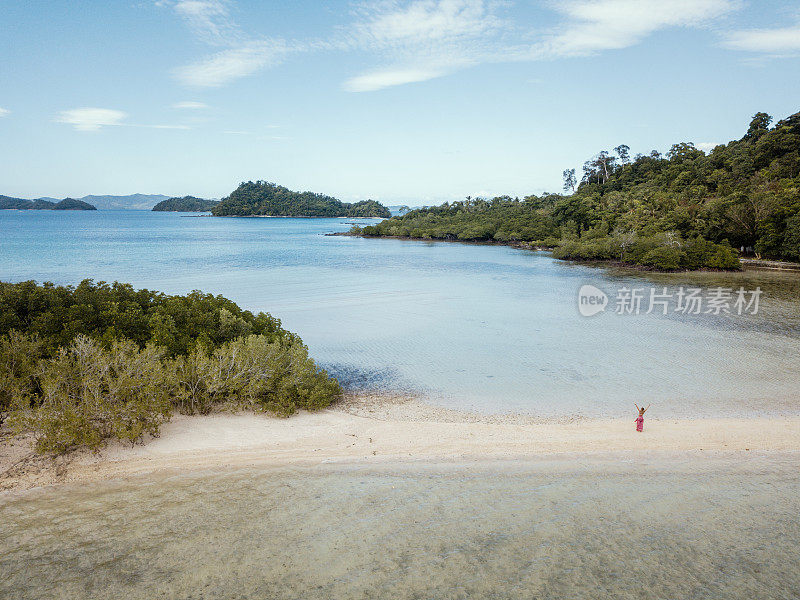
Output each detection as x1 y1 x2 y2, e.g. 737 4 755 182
2 210 799 417
2 456 799 599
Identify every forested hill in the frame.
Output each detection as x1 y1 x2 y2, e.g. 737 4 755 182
152 196 220 212
0 196 97 210
212 181 391 218
354 110 800 271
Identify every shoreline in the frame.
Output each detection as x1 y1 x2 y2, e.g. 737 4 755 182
3 396 799 493
339 232 800 274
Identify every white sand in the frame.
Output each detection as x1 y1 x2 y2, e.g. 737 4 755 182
3 397 799 491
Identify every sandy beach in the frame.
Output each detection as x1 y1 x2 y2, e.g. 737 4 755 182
3 395 799 492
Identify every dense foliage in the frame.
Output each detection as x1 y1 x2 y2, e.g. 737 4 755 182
0 281 342 453
354 111 800 270
0 196 97 210
212 181 391 218
152 196 220 212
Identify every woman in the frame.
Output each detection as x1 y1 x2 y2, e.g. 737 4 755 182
634 403 650 432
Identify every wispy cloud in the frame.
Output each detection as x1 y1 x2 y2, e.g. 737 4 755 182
0 107 9 117
164 0 293 87
56 107 191 131
722 23 800 54
531 0 738 59
349 0 504 47
344 66 453 92
56 108 128 131
174 39 289 87
173 100 210 109
172 0 239 45
342 0 506 91
342 0 739 91
164 0 742 92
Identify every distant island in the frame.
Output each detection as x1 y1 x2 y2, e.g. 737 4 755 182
0 193 171 210
152 196 220 212
0 195 96 210
212 181 391 218
351 110 800 271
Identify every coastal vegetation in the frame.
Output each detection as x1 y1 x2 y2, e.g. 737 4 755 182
152 196 220 212
212 181 391 218
0 280 341 454
352 111 800 270
0 196 97 210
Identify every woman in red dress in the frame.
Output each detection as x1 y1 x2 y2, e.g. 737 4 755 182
634 403 650 432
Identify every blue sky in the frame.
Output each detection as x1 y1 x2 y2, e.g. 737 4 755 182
1 0 799 204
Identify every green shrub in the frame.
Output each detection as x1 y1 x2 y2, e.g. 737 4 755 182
2 282 344 454
706 241 741 270
0 279 291 357
11 336 172 454
171 335 341 417
640 246 682 270
0 331 44 426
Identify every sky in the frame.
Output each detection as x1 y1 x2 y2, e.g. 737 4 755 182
1 0 799 204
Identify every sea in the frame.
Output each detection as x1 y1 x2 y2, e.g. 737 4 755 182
2 209 799 418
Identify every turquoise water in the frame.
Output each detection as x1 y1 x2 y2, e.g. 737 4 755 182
2 210 799 417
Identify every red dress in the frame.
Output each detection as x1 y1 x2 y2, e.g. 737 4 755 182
636 415 644 432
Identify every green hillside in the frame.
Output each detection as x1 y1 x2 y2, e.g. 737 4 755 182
152 196 220 211
353 111 800 270
212 181 391 218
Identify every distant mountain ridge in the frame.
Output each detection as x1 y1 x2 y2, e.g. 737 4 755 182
78 194 170 210
0 195 96 211
0 193 170 210
152 196 220 212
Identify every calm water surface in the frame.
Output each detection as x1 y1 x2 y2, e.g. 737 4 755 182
2 210 799 417
2 456 799 599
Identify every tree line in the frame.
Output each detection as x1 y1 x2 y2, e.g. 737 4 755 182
352 110 800 270
152 196 220 212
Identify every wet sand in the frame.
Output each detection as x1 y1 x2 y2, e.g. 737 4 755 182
3 397 799 492
4 397 800 598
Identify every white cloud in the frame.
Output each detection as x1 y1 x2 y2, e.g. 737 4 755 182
164 0 742 92
172 0 238 45
342 0 505 91
532 0 738 58
174 40 288 87
351 0 503 47
56 108 128 131
56 107 192 131
172 101 210 109
0 107 9 117
166 0 290 87
344 66 451 92
722 24 800 53
342 0 738 91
